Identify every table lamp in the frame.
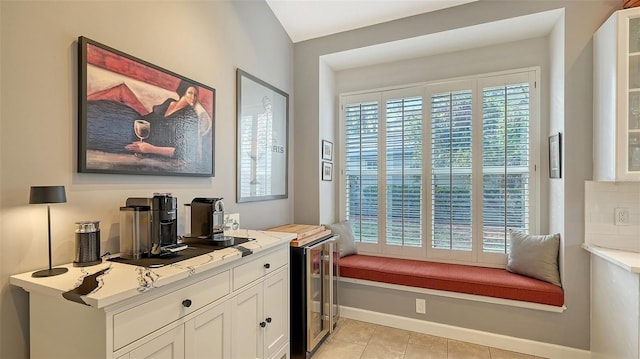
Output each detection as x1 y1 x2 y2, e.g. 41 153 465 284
30 185 68 278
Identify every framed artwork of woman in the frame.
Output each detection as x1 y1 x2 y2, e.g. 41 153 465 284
78 36 216 177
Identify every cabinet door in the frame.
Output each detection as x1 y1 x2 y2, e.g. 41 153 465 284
625 13 640 177
270 342 289 359
232 283 264 359
263 269 289 359
185 300 232 359
128 326 185 359
595 7 640 181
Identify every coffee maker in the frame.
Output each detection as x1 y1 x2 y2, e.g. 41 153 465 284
184 197 252 248
189 197 225 240
126 193 178 250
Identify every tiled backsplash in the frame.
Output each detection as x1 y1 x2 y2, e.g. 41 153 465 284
585 181 640 252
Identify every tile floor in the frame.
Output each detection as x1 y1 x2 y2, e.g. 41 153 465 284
312 318 547 359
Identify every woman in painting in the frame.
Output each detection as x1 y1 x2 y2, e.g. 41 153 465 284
125 80 201 162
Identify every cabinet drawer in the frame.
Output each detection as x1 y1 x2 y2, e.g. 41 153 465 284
113 271 230 351
233 248 288 291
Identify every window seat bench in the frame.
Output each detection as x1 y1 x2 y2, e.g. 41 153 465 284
338 254 564 309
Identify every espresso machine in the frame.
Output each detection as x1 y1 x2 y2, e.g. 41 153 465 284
126 193 178 252
189 197 225 240
184 197 252 248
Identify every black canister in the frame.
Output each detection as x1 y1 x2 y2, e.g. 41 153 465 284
73 221 101 267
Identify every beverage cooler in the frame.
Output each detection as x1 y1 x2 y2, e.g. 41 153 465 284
290 234 340 359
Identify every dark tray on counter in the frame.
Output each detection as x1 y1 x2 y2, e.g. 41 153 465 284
109 246 216 268
181 235 253 247
108 237 255 268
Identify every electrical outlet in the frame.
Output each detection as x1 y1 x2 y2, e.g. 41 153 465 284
415 298 426 314
615 207 630 226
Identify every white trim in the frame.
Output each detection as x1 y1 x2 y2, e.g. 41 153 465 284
339 66 542 97
339 305 589 359
340 277 566 313
340 67 541 268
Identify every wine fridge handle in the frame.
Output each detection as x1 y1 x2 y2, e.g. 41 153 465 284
328 241 334 333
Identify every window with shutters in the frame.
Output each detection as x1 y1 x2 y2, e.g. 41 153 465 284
344 95 380 245
340 69 538 266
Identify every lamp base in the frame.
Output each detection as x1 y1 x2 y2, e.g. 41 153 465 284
32 267 68 278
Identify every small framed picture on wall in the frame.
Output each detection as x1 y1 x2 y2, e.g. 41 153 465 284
322 161 333 181
322 140 333 161
549 133 561 179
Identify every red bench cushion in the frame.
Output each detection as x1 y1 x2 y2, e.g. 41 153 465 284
339 254 564 307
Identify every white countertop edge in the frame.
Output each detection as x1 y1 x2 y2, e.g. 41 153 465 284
9 229 296 308
88 249 244 308
582 244 640 273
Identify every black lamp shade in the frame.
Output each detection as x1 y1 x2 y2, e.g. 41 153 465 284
29 185 68 278
30 186 66 204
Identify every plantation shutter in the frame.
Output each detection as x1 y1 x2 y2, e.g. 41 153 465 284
482 82 531 253
430 90 473 251
341 69 537 265
345 101 380 244
385 96 423 247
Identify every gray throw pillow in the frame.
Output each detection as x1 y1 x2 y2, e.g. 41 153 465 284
325 221 357 257
507 231 561 287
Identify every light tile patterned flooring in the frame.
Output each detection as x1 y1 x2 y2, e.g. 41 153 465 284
312 318 547 359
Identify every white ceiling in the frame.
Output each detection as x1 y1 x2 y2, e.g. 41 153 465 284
265 0 479 43
265 1 562 72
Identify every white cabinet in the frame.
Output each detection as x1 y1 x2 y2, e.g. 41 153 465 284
113 271 230 351
232 269 289 359
263 270 289 358
233 283 264 358
120 326 186 359
185 300 232 359
119 300 231 359
590 254 640 359
594 7 640 181
25 243 289 359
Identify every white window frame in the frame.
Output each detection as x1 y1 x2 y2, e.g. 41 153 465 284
339 68 540 267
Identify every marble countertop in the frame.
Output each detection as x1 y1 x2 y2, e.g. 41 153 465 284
9 229 295 309
582 243 640 273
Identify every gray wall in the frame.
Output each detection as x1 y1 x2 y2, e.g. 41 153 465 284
293 0 619 350
0 1 293 358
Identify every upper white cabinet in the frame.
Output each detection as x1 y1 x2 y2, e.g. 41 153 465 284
594 7 640 181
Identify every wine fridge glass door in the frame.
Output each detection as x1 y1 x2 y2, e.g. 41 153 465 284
306 241 331 351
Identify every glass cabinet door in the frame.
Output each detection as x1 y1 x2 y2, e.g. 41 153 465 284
628 17 640 172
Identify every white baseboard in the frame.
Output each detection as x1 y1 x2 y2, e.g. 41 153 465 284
340 305 591 359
